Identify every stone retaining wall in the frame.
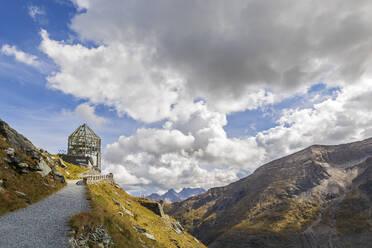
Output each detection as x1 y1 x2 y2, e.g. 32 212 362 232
83 173 114 185
138 200 164 217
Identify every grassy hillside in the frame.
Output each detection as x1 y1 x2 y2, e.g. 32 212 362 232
70 182 206 248
54 156 90 180
0 136 65 216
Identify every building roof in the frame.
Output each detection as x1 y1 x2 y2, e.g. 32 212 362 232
69 123 100 140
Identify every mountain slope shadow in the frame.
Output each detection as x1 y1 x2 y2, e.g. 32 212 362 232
166 138 372 248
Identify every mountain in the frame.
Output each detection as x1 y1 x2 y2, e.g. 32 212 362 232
166 138 372 248
0 119 66 216
179 187 206 199
147 187 206 203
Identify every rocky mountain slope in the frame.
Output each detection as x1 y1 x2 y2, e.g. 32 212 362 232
147 188 206 203
166 138 372 248
0 119 66 216
70 182 206 248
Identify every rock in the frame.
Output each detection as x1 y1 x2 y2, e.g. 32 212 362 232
143 233 156 241
15 190 26 197
4 157 12 164
118 212 123 216
121 206 134 217
37 159 52 177
171 221 184 234
133 226 147 234
5 147 15 157
52 169 63 177
12 155 23 164
0 119 41 159
76 180 84 185
18 162 29 169
171 239 181 248
139 201 165 217
0 179 3 186
70 225 113 248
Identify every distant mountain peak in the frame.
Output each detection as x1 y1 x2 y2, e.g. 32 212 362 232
147 187 206 203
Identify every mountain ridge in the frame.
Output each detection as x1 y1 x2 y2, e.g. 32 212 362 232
166 137 372 247
147 187 206 203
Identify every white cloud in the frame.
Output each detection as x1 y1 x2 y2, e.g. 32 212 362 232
256 80 372 161
28 5 45 20
40 29 183 123
62 103 108 127
38 0 372 193
1 44 41 68
103 79 372 194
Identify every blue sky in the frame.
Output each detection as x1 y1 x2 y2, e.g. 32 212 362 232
1 0 371 194
0 0 141 152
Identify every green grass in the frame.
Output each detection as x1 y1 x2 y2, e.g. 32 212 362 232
70 182 206 248
54 155 90 180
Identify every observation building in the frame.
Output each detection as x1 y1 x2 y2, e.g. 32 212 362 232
60 124 101 172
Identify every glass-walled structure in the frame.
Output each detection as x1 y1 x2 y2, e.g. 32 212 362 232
68 124 101 156
65 124 101 171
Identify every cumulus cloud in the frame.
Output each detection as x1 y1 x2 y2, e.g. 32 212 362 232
39 0 372 193
68 0 372 113
62 103 108 127
1 44 41 68
40 29 183 123
102 79 372 194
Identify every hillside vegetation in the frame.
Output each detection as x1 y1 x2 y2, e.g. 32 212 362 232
70 182 206 248
167 138 372 248
0 119 66 216
54 156 90 180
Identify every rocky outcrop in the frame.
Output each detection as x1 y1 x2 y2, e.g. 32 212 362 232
70 225 113 248
167 137 372 248
138 200 165 217
0 119 41 159
0 119 65 184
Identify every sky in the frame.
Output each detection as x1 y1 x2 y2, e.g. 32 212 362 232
1 0 372 195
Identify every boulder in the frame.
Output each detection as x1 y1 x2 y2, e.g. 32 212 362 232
37 159 52 177
5 147 15 157
18 162 29 169
139 201 165 217
143 233 156 241
52 169 63 177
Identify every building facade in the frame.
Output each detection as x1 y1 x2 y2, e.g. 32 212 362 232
60 124 102 172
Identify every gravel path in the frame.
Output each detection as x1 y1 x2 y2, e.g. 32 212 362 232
0 180 89 248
